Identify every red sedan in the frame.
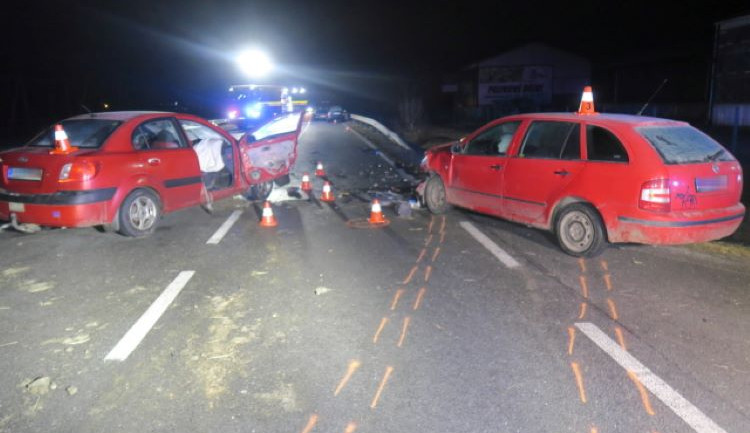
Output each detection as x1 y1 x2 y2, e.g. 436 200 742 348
0 111 305 236
419 89 745 257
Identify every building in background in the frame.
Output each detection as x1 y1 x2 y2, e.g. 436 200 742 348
441 43 590 121
710 14 750 126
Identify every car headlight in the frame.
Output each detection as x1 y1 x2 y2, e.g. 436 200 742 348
420 155 428 170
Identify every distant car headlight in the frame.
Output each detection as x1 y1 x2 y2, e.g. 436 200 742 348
305 107 314 113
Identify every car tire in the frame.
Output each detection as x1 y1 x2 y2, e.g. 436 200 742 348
118 189 161 238
274 174 291 187
424 175 450 214
245 180 274 201
555 203 607 257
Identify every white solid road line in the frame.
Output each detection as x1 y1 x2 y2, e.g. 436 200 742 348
575 322 729 433
206 210 243 244
105 271 195 362
459 221 520 269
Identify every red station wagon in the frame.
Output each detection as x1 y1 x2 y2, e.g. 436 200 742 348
0 111 306 236
419 89 745 257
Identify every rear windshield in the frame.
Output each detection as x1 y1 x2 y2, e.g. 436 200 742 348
636 125 735 164
28 119 122 149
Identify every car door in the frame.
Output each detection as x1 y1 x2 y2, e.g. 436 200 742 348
448 121 521 216
131 117 203 211
501 120 584 225
238 113 305 186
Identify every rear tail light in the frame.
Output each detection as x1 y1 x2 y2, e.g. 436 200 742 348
639 178 670 212
59 161 98 182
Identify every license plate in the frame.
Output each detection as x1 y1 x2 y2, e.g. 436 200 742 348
9 202 25 212
7 167 43 181
695 175 727 193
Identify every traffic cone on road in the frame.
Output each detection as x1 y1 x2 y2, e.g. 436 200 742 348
368 199 387 224
300 173 312 192
577 86 597 115
320 181 335 202
315 162 326 177
259 201 278 227
50 124 78 155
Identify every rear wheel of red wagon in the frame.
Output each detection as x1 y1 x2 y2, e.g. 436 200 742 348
555 203 607 257
118 189 161 238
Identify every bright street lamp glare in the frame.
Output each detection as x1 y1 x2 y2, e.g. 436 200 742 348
236 50 273 78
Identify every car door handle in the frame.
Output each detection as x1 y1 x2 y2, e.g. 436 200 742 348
148 158 161 166
553 169 569 176
489 164 503 171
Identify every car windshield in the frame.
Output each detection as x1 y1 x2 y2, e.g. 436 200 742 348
636 125 736 164
28 119 122 149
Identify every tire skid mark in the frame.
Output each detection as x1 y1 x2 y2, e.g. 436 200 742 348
603 273 613 291
579 276 589 299
571 361 588 403
397 317 411 348
578 302 588 319
424 234 434 247
423 265 433 283
568 326 577 355
370 366 394 409
413 287 426 311
390 289 405 311
606 298 619 320
431 247 441 262
626 370 656 416
402 266 418 284
334 360 362 396
614 326 627 350
373 317 388 344
578 258 587 273
299 414 318 433
416 248 427 263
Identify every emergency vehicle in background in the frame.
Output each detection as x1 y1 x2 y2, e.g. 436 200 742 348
222 84 309 130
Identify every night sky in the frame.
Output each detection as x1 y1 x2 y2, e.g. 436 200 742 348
3 0 748 135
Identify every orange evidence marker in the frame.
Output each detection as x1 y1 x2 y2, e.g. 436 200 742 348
315 161 326 177
301 173 312 192
368 199 387 224
259 201 278 227
320 181 335 202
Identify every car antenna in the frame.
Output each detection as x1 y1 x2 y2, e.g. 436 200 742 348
636 78 668 116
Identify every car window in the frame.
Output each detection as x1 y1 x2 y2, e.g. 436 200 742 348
179 120 231 147
249 113 301 141
520 121 580 159
636 125 735 164
132 118 186 150
464 121 520 156
586 125 629 162
28 119 121 149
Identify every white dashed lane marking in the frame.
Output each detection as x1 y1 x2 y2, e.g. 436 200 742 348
575 322 729 433
459 221 520 269
105 271 195 361
206 210 243 245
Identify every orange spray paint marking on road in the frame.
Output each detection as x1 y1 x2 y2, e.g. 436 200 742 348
578 258 587 273
390 289 405 310
413 287 426 310
579 276 589 299
402 266 418 284
440 215 446 233
439 231 446 244
590 427 599 433
397 316 411 348
627 370 656 415
424 265 433 283
428 216 435 234
614 326 627 350
334 360 362 396
431 247 441 262
370 366 394 409
567 327 576 355
603 273 612 291
571 362 587 403
600 260 609 272
416 248 427 263
373 317 388 344
299 414 318 433
578 302 588 319
425 234 434 247
343 422 357 433
607 298 619 320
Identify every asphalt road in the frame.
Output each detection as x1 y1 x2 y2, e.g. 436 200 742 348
1 121 749 433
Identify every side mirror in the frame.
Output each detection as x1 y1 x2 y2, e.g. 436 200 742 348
451 141 463 154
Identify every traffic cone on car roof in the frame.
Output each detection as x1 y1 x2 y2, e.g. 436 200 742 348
368 199 387 225
259 201 278 227
320 181 335 202
315 161 326 177
577 86 597 115
50 124 78 155
300 173 312 192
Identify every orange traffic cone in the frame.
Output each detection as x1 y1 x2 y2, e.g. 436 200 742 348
577 86 597 115
50 124 78 155
368 199 387 224
301 173 312 192
320 181 335 202
259 201 278 227
315 161 326 177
